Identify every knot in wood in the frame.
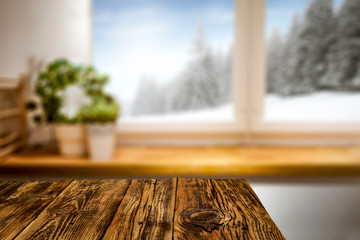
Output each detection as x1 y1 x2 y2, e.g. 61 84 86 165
180 208 229 233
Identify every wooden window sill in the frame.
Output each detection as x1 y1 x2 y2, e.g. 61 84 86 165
1 146 360 178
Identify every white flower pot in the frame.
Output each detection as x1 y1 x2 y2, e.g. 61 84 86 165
86 123 116 161
54 124 86 157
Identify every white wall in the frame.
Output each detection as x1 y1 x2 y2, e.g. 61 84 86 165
251 180 360 240
0 0 92 143
0 0 91 76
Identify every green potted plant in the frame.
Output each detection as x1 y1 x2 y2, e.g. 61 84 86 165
52 84 90 157
80 96 120 161
26 59 109 157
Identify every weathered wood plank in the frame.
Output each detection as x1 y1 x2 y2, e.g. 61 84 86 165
1 178 283 240
0 181 24 199
103 179 148 239
103 178 177 239
15 179 131 240
173 178 227 239
0 180 72 240
173 178 284 240
131 178 176 239
211 179 285 239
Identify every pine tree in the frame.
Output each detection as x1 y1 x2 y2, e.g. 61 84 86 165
161 80 179 113
131 76 163 116
291 0 336 94
323 0 360 90
266 28 284 94
172 23 221 111
213 47 232 104
276 14 301 96
220 47 232 103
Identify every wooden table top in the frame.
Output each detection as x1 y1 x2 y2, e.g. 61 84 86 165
0 178 284 240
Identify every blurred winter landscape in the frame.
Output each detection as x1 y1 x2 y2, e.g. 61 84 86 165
266 0 360 96
265 0 360 121
94 0 360 122
94 0 233 120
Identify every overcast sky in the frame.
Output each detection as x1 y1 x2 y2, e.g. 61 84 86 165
93 0 344 103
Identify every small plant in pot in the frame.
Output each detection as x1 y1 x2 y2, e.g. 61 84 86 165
26 59 109 157
51 114 87 157
52 84 90 157
80 96 120 161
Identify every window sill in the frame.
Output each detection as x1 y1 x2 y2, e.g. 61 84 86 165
1 146 360 179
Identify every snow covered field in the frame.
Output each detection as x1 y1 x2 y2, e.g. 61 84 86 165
265 92 360 122
121 92 360 122
121 104 234 122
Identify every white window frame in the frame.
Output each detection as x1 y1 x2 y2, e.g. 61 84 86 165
92 0 360 145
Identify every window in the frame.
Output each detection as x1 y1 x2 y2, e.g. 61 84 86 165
265 0 360 123
94 0 237 123
250 0 360 138
93 0 360 143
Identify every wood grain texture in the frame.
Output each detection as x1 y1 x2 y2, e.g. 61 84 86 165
103 178 177 239
174 178 226 240
15 179 131 240
173 178 284 240
212 179 284 239
0 180 72 240
1 178 283 240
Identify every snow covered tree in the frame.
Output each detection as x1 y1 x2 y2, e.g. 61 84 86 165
130 22 232 116
266 28 284 94
213 47 232 104
220 47 232 104
322 0 360 90
162 78 182 113
131 76 164 116
269 14 302 96
172 23 221 111
290 0 336 94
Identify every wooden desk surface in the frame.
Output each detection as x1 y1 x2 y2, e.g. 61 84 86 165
1 146 360 177
0 178 284 240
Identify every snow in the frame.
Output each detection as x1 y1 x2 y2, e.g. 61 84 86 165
265 92 360 122
121 92 360 122
121 104 234 122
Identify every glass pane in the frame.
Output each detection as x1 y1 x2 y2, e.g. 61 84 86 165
94 0 234 122
265 0 360 122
